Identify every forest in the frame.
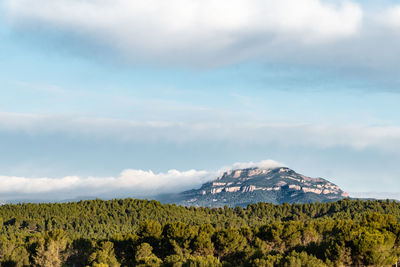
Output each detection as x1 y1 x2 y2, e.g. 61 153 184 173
1 198 400 266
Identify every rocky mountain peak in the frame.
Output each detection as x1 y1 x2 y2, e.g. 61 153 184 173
175 166 349 207
217 166 298 180
218 167 277 180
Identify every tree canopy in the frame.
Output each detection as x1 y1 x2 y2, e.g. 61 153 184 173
1 198 400 266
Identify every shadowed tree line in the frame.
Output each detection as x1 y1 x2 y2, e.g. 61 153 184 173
1 198 400 266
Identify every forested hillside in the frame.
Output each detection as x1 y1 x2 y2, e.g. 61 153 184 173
1 198 400 266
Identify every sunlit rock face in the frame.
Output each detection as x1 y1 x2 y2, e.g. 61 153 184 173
175 167 348 207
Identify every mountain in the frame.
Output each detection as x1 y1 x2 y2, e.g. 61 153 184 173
173 167 348 207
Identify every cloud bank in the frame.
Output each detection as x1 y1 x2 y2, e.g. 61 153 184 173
2 112 400 153
0 159 283 201
3 0 366 67
5 0 400 71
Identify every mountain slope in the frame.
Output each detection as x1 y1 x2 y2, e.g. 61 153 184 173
175 167 348 207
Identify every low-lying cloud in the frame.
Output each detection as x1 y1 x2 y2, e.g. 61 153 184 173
2 112 400 153
0 159 283 201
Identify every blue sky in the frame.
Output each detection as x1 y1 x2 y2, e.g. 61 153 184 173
1 0 400 200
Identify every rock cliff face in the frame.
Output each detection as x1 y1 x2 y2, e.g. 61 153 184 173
175 167 348 207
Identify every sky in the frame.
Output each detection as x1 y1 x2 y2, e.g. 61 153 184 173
1 0 400 201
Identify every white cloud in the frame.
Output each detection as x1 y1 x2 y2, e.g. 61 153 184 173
224 160 286 171
0 169 212 199
3 0 362 66
0 160 286 200
6 0 400 72
2 112 400 153
379 5 400 29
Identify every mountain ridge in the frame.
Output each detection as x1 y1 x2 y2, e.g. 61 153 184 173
173 166 348 207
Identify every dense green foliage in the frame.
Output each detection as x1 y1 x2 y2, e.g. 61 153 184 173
1 198 400 266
